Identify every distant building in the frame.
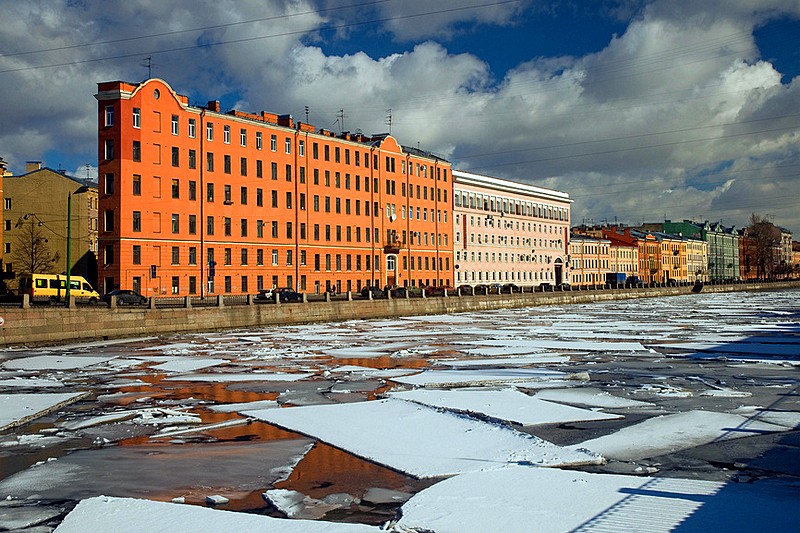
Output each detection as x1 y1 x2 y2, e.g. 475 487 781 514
452 170 571 287
569 234 610 286
3 162 98 288
643 220 736 281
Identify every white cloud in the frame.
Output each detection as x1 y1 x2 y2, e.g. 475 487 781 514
0 0 798 233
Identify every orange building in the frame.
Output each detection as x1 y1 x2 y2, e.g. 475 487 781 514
96 78 452 297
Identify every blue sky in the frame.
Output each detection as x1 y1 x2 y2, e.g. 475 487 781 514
1 0 799 233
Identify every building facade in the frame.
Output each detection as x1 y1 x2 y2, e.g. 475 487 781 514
96 78 453 297
452 170 571 287
569 234 611 286
3 163 98 289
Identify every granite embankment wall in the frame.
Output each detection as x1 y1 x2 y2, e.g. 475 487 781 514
1 281 798 347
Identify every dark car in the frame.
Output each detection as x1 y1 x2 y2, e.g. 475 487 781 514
274 287 302 302
391 286 422 298
103 289 147 305
473 284 489 295
255 288 276 302
457 284 475 295
538 283 553 292
501 283 520 294
360 286 385 299
425 285 455 297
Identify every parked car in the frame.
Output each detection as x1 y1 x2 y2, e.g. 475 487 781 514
274 287 302 302
360 286 385 299
501 283 520 294
103 289 147 305
255 288 276 301
425 285 455 297
473 284 489 295
538 283 553 292
457 284 475 295
391 286 422 298
556 283 571 291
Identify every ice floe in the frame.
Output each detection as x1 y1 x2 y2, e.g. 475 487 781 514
534 387 655 408
2 355 116 371
394 466 799 533
574 410 791 461
0 392 87 431
388 389 621 426
245 398 602 478
164 372 313 382
53 496 379 532
389 368 573 388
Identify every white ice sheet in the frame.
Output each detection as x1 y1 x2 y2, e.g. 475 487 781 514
395 466 799 533
388 389 621 426
1 392 85 430
535 387 655 408
390 368 568 388
54 496 378 532
245 398 601 478
2 355 116 371
165 372 313 382
574 409 790 461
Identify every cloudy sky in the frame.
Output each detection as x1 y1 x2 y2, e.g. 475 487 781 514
2 0 799 234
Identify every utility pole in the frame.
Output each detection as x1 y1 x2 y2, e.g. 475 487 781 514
65 193 72 304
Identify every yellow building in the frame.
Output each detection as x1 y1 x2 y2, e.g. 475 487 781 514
3 162 98 289
569 233 611 286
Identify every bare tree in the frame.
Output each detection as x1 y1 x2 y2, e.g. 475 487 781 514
10 218 60 275
745 214 780 279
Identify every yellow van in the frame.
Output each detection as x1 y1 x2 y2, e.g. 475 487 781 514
18 274 100 303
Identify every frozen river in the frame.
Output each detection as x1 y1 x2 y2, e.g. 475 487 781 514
1 289 798 532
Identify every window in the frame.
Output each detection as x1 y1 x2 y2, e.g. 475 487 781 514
285 137 291 153
171 147 179 167
272 190 278 208
105 105 114 126
206 122 214 141
256 131 262 150
104 139 114 160
171 214 179 233
272 249 279 265
104 245 114 265
270 134 277 151
271 162 278 180
188 214 197 234
285 164 292 181
132 245 141 265
171 179 179 198
188 149 196 169
206 152 214 171
207 216 214 235
256 160 262 178
172 246 180 264
104 173 115 195
240 128 247 146
240 186 247 205
241 248 248 265
171 115 179 135
132 108 140 128
286 191 292 209
240 157 247 176
224 248 232 265
224 154 231 174
223 125 230 144
224 217 231 236
206 182 214 202
286 222 293 239
132 211 141 232
256 188 263 206
286 250 293 265
172 276 180 295
241 218 248 237
271 221 278 238
188 118 196 138
132 174 141 195
299 140 305 156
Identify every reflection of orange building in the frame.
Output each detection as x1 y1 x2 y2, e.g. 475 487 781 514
96 79 452 297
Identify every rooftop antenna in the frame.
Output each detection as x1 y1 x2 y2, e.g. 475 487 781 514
143 56 153 79
336 109 346 133
304 105 309 124
386 108 392 134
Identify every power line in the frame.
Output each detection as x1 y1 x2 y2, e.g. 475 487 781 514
0 0 524 75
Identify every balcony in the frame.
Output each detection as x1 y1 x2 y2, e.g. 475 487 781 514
383 239 403 254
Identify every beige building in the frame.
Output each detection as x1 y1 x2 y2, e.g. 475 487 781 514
3 162 98 289
453 170 572 288
569 233 611 286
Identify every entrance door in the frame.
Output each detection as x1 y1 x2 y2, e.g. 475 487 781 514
554 259 563 285
386 255 397 287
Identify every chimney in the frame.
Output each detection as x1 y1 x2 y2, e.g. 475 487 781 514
278 114 293 128
26 161 42 172
207 100 221 112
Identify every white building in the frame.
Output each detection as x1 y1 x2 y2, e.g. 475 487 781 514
452 170 572 287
